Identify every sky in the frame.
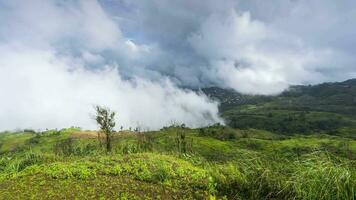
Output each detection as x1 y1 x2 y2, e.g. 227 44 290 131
0 0 355 130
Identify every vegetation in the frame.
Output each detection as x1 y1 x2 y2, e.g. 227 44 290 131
0 126 355 199
203 78 356 136
95 105 116 152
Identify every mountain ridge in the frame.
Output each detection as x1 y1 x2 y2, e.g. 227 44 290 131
202 78 356 136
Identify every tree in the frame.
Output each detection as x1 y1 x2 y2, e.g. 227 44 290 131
95 106 116 152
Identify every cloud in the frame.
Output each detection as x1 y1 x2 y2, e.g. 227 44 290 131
188 11 328 94
0 0 222 131
0 43 222 130
0 0 122 50
105 0 356 91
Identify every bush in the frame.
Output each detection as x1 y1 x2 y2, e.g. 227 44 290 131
122 143 139 154
136 132 154 152
198 125 240 141
25 134 41 145
53 138 74 156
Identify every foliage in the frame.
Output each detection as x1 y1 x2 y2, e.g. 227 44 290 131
95 105 116 152
136 132 154 152
198 123 240 140
54 138 75 156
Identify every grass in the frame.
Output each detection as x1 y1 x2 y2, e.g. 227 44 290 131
0 175 194 199
0 127 355 199
0 132 33 153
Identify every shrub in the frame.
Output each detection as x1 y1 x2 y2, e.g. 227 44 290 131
122 143 139 154
136 132 154 152
53 138 74 156
198 125 240 141
25 134 41 145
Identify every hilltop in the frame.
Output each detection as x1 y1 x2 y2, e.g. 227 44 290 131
202 79 356 137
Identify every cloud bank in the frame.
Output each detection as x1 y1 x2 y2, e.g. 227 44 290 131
0 0 222 130
0 0 355 130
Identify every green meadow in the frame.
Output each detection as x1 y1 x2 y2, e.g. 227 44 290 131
0 125 355 199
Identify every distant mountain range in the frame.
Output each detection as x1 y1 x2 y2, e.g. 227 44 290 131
202 78 356 111
202 79 356 136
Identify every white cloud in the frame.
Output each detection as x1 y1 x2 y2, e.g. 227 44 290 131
188 11 330 94
0 43 222 131
0 0 222 131
0 0 121 50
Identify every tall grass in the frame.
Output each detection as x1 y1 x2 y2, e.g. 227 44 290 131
289 152 355 200
208 151 355 199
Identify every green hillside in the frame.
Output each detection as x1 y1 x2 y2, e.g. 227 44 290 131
202 79 356 137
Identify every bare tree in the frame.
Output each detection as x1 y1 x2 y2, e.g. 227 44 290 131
95 105 116 152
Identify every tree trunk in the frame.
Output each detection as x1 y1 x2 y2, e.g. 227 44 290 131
106 133 112 152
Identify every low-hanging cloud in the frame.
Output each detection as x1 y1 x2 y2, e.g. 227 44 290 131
0 0 222 131
0 43 222 130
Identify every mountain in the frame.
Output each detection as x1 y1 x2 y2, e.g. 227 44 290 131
202 79 356 136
